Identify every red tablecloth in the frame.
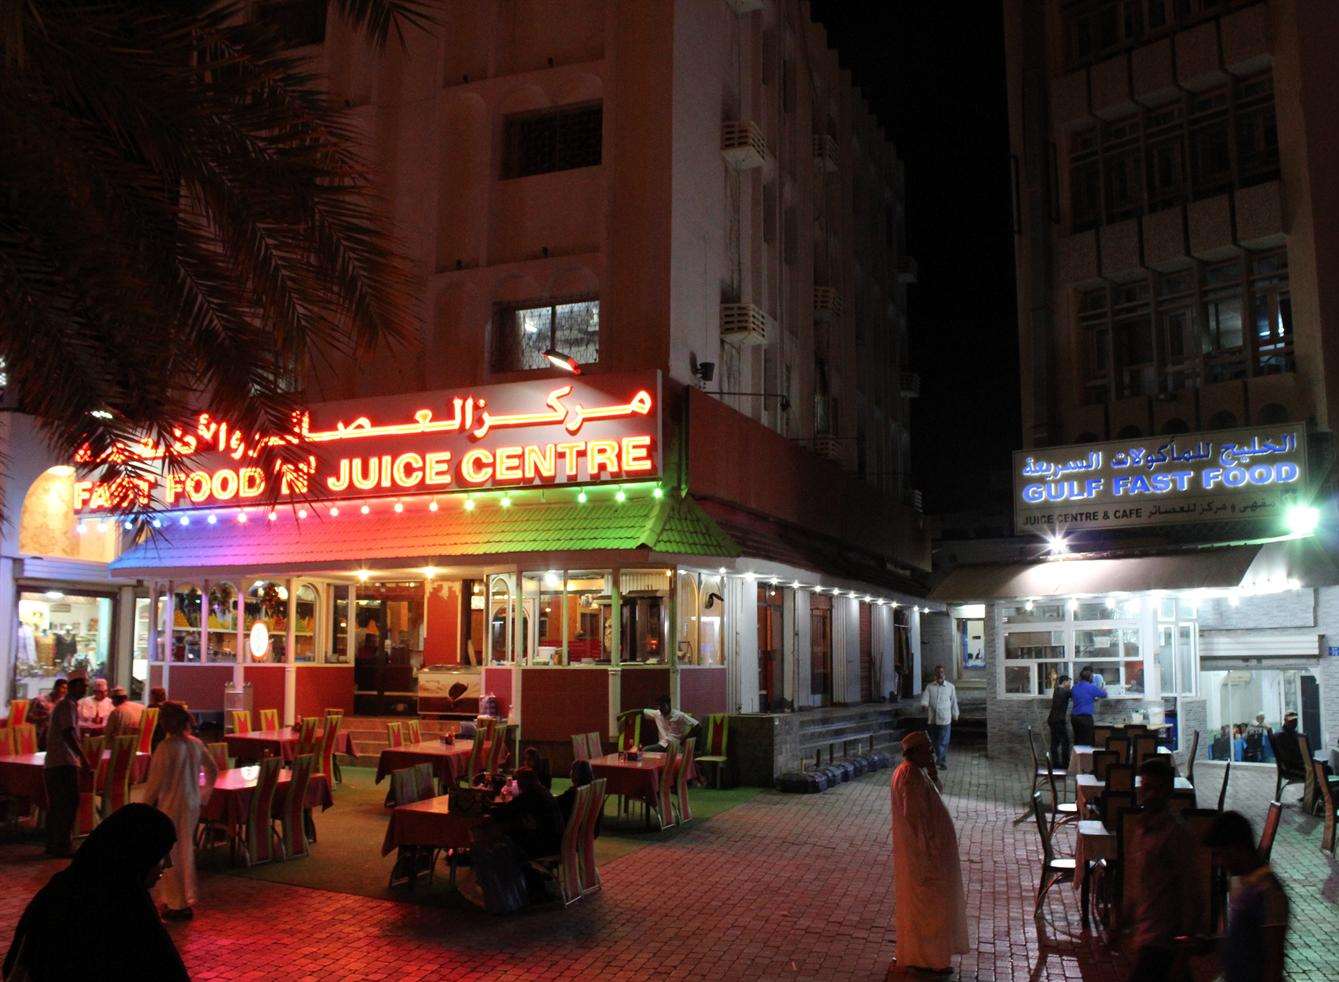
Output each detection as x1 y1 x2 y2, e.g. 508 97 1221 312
200 767 333 825
380 794 485 856
589 752 666 803
0 750 151 808
376 741 475 786
226 728 355 763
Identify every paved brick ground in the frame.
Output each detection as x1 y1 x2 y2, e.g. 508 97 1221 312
0 750 1333 980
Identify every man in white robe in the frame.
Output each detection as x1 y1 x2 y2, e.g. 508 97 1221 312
890 730 969 975
142 702 217 919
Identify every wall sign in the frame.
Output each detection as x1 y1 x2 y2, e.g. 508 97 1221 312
1012 425 1307 533
74 371 662 512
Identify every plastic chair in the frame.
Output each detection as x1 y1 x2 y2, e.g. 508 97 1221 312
385 721 404 749
1258 800 1283 863
277 754 315 860
571 733 591 762
206 742 229 771
8 700 29 728
242 757 283 866
137 707 159 756
296 717 319 756
100 735 137 819
697 714 730 788
616 710 641 752
579 778 607 897
230 709 252 735
654 740 679 831
259 708 280 731
11 723 37 756
1031 791 1075 914
674 737 695 825
1217 760 1232 811
317 714 342 781
405 719 423 744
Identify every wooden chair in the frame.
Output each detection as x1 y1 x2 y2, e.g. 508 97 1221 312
1044 751 1079 832
1106 764 1134 793
616 710 642 752
206 742 229 771
1168 789 1197 815
8 700 29 728
242 757 283 866
277 754 315 860
1091 749 1120 782
674 737 696 825
654 740 679 831
258 708 280 731
1132 734 1159 768
100 735 137 819
137 707 159 756
1179 808 1226 934
1273 731 1309 800
229 709 252 735
1091 724 1114 748
11 723 37 756
1098 789 1135 826
317 714 342 783
1298 733 1319 813
571 733 591 762
0 727 13 756
1104 734 1131 764
1315 760 1337 855
385 721 404 749
76 736 105 838
1258 800 1283 863
296 717 319 756
546 783 592 906
579 778 607 897
1030 791 1075 915
1217 760 1232 811
1183 729 1200 786
697 714 730 788
1027 726 1067 809
405 719 423 744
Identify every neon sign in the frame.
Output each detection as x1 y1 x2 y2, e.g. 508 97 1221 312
1012 425 1308 533
74 372 662 513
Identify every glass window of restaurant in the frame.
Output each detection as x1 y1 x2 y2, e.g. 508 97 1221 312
619 570 671 664
244 580 287 662
206 581 239 661
675 571 725 666
353 581 424 664
13 589 116 701
293 583 319 662
172 583 204 662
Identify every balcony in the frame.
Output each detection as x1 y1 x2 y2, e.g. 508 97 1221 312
813 286 843 322
894 255 918 284
719 302 772 347
721 121 768 171
899 372 921 399
813 133 840 174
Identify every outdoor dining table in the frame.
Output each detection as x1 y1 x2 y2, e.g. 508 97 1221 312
1074 819 1115 926
199 765 333 827
0 749 151 809
380 793 487 857
1074 772 1194 814
588 751 672 828
1067 743 1173 775
375 740 476 788
225 727 355 764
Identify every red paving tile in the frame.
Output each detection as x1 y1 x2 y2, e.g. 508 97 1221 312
1 749 1334 980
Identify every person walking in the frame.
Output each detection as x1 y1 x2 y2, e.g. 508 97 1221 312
1070 666 1107 747
920 665 959 769
1047 675 1073 770
889 731 968 976
142 701 217 921
42 673 93 858
1205 811 1289 982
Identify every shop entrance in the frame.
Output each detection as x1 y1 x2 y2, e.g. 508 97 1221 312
858 602 873 703
14 588 117 700
810 593 833 706
757 584 784 711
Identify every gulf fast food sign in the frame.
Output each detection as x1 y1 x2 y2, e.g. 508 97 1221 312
74 371 662 513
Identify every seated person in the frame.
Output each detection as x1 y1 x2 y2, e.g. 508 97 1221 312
103 687 145 741
642 696 697 752
489 767 563 861
522 747 552 791
27 679 67 749
77 677 114 726
556 759 600 839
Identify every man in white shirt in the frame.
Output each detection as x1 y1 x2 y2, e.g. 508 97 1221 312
920 665 960 770
77 677 113 726
103 686 145 741
642 696 698 751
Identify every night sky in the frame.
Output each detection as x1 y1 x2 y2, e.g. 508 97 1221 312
810 3 1020 516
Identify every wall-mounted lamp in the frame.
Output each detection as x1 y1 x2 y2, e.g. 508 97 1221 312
543 348 581 374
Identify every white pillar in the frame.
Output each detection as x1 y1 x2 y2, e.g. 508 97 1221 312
0 559 15 703
909 610 923 697
115 586 135 689
283 577 297 725
161 581 174 693
233 583 245 687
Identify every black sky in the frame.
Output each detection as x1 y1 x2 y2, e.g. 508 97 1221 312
810 3 1020 516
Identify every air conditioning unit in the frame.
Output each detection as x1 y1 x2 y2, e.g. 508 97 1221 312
721 121 768 170
899 372 921 398
813 286 843 322
725 0 765 11
813 434 842 460
720 302 772 346
813 133 839 173
895 255 919 284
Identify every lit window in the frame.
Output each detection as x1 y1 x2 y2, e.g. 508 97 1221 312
493 299 599 373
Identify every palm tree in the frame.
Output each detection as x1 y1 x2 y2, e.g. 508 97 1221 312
0 0 434 512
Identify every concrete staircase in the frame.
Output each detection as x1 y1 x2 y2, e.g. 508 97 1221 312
341 716 461 768
794 704 904 771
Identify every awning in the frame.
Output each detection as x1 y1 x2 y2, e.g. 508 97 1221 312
930 536 1339 603
110 494 739 577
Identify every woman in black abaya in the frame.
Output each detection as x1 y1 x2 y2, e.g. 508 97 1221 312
4 804 189 981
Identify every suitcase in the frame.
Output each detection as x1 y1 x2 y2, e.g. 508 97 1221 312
848 756 868 777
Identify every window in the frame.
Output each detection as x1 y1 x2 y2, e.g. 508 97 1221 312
245 581 287 662
502 103 602 179
493 299 599 373
172 584 203 663
1063 0 1254 69
1068 74 1278 231
1258 402 1290 425
1251 252 1293 374
999 596 1159 698
1208 410 1237 429
293 583 319 662
254 0 327 48
206 582 238 661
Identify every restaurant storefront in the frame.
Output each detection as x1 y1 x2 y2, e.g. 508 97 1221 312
932 423 1339 761
8 373 930 754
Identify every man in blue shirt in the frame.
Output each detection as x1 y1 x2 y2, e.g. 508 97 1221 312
1069 666 1106 747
